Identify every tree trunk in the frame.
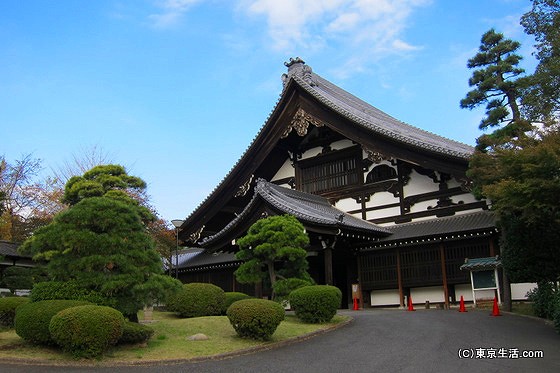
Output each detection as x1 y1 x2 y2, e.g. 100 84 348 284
267 261 276 299
502 270 512 312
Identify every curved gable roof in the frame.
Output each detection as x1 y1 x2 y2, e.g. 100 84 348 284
179 58 474 240
283 58 473 159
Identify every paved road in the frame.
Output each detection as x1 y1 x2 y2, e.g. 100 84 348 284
2 309 560 372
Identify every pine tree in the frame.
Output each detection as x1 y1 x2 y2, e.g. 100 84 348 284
234 215 312 294
20 165 181 321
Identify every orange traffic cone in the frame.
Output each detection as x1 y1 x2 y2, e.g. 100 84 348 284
353 297 359 311
459 295 467 312
407 296 415 311
491 296 501 316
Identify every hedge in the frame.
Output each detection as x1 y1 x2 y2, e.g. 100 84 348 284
167 283 225 318
14 300 91 345
49 305 125 358
118 321 154 345
0 297 30 327
222 292 252 315
227 299 285 340
30 281 112 307
289 285 342 323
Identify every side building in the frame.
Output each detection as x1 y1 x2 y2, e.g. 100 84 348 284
174 58 529 308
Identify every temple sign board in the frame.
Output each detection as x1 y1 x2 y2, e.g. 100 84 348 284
460 257 501 306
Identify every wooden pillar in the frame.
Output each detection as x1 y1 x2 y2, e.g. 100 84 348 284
357 254 364 309
396 249 404 308
324 247 333 285
439 243 450 309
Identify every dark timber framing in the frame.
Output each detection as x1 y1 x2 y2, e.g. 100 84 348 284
174 58 497 307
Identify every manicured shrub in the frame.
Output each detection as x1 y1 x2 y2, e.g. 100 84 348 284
1 266 33 293
272 277 313 304
30 281 113 307
222 292 252 315
167 283 225 318
0 297 30 327
553 292 560 334
49 305 125 358
227 299 285 340
527 282 556 320
118 321 154 345
14 300 91 345
289 285 342 323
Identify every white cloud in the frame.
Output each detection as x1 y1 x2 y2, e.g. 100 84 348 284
148 0 201 28
239 0 432 74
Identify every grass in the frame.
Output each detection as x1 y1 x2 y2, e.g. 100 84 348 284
474 301 536 318
0 311 349 365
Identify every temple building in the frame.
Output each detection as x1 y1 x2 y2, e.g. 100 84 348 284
174 58 532 308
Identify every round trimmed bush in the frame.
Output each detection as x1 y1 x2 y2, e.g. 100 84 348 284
227 299 285 340
222 292 252 315
14 300 91 345
289 285 342 323
0 297 30 327
167 283 225 318
118 321 154 345
49 305 125 358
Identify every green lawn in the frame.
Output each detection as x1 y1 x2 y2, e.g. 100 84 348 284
0 311 349 365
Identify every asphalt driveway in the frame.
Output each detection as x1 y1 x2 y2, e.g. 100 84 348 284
2 309 560 372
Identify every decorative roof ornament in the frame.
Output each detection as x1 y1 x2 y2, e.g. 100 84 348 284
188 225 205 244
282 57 318 88
362 145 389 164
235 174 254 197
281 107 324 138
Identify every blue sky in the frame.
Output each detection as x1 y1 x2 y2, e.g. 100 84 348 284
1 0 537 224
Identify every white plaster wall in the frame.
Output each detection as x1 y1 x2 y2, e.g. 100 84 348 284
511 283 537 300
403 169 439 196
455 284 496 302
474 289 496 301
271 159 294 182
300 146 323 160
455 284 474 302
452 192 479 205
335 197 361 212
366 206 401 222
365 191 398 209
410 286 445 303
330 139 354 150
370 289 401 306
409 200 437 213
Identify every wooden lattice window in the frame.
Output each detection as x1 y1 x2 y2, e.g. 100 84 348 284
366 164 397 183
297 147 362 194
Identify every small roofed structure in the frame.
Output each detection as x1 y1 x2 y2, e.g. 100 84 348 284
460 256 502 306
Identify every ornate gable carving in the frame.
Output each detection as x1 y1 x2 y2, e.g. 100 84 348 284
362 145 389 164
235 174 254 197
281 108 324 138
188 225 205 244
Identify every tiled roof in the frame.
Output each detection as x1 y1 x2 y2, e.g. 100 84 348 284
460 256 502 271
285 59 474 159
363 210 497 249
179 250 240 270
258 180 391 234
180 59 474 231
0 241 30 258
200 179 390 247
